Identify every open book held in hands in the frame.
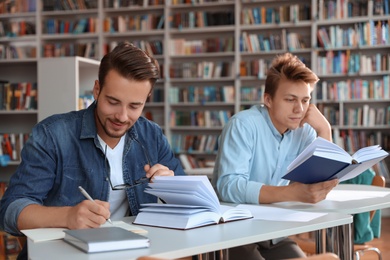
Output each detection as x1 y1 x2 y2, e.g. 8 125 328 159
282 137 388 184
133 175 253 230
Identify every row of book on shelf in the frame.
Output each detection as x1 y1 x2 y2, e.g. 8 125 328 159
0 133 29 163
317 20 389 49
0 20 35 38
0 81 37 111
317 76 390 101
168 85 234 104
103 14 164 33
42 42 97 59
42 0 97 11
344 104 390 126
169 61 234 79
320 104 390 127
317 51 390 75
170 37 234 55
0 44 36 60
171 134 218 154
170 110 232 127
318 0 390 20
43 17 97 34
170 11 234 29
0 0 36 14
240 59 272 78
178 154 215 171
145 85 262 104
241 31 287 53
104 0 163 8
241 4 311 25
0 181 23 258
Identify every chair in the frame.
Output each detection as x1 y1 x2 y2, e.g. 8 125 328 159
292 175 385 260
353 175 385 260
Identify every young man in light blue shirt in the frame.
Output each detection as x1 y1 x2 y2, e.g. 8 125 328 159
212 53 339 259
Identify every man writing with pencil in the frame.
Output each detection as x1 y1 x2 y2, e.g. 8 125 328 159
0 42 185 259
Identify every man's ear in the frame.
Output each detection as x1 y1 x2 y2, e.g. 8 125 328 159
263 94 271 107
93 80 100 100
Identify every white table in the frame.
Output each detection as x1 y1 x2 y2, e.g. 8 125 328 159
273 184 390 260
28 212 351 260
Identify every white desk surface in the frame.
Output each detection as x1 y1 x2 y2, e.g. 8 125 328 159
273 184 390 214
28 212 351 260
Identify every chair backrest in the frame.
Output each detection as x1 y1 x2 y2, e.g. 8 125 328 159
369 175 386 221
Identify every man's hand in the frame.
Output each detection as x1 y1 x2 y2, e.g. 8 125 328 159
259 179 339 204
66 200 111 229
144 164 174 182
288 179 339 203
18 200 111 231
300 104 332 141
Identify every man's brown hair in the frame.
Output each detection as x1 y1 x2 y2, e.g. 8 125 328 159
265 53 319 98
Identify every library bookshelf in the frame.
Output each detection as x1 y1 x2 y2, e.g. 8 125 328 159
1 0 389 180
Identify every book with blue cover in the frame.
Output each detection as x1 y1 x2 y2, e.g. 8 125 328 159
282 137 388 184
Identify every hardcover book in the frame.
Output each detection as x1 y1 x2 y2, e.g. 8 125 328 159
283 137 388 184
133 176 253 230
63 227 149 253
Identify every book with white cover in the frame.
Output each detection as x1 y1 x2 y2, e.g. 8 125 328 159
133 175 253 230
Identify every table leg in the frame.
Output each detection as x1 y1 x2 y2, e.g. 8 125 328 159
315 223 353 260
195 249 228 260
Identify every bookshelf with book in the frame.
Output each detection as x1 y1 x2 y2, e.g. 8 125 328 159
0 0 389 178
102 0 166 129
0 61 38 182
314 0 390 181
167 1 236 174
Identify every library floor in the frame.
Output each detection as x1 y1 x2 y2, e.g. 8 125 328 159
359 216 390 260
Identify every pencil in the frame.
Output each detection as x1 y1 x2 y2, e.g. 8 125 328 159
78 186 113 224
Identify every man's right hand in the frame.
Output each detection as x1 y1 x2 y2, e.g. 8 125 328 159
66 200 111 229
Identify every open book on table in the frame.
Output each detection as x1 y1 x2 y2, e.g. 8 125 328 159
282 137 389 184
133 175 253 230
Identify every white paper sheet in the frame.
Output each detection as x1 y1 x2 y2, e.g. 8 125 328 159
325 189 390 202
236 204 327 222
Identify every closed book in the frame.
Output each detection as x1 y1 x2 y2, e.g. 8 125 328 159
63 227 149 253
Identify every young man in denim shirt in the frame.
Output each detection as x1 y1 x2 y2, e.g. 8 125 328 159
212 53 339 259
0 42 185 256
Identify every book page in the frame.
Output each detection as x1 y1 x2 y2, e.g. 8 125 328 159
220 204 252 222
287 137 349 171
352 145 387 163
146 176 220 212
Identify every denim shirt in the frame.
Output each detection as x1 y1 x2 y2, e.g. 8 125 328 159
0 103 185 235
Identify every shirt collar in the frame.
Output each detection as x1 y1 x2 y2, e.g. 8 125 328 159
257 105 291 141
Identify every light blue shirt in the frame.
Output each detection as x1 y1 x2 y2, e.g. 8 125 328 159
212 105 317 204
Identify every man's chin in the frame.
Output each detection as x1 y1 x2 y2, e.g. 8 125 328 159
106 129 127 139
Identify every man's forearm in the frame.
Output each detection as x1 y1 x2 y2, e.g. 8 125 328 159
17 204 71 231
